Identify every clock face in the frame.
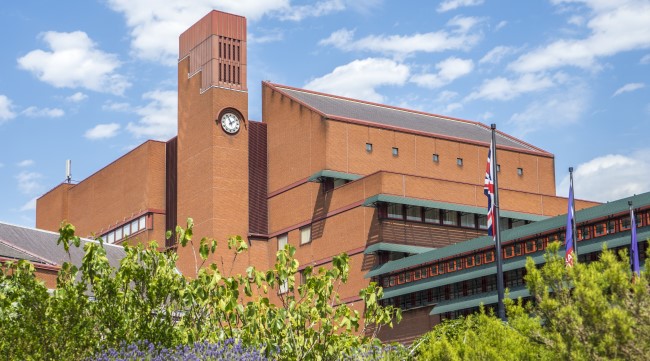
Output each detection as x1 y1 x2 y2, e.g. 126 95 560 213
220 112 240 134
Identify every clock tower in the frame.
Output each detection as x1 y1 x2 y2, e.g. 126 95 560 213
176 11 249 275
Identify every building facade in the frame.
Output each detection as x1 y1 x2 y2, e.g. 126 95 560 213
33 10 610 342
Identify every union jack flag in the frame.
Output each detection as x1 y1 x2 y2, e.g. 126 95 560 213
484 140 496 239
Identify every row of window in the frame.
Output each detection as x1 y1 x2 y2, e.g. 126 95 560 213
380 204 531 231
101 215 148 244
381 240 649 315
380 269 526 310
363 142 524 174
377 210 649 290
277 225 313 294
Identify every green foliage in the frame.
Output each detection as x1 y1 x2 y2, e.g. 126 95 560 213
507 241 650 361
414 309 550 361
412 241 650 361
0 219 400 361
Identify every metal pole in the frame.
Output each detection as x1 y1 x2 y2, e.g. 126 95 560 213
569 167 578 261
491 124 506 322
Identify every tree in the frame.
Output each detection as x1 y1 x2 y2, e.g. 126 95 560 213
508 241 650 361
0 219 401 360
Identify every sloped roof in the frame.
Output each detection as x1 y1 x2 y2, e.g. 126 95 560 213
266 82 551 156
0 222 125 269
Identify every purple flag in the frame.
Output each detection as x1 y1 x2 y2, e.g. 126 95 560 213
565 183 575 267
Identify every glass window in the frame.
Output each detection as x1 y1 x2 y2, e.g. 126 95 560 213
466 255 475 267
366 143 372 152
511 219 526 228
387 204 404 219
424 208 440 223
525 240 536 253
594 223 606 237
115 227 123 241
300 225 311 245
474 254 482 266
131 220 139 233
123 224 131 237
504 246 514 258
443 210 457 226
478 214 488 230
139 216 146 230
621 216 631 230
389 276 396 287
405 272 413 282
485 251 495 263
382 277 389 288
499 217 510 230
448 260 456 272
536 237 546 251
392 147 399 156
460 213 476 228
107 231 115 244
607 220 616 234
398 273 405 284
430 264 438 276
406 206 421 221
433 154 439 162
456 158 463 166
421 267 429 279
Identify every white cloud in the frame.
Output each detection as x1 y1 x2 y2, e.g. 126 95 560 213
509 1 650 73
466 73 557 101
479 46 515 64
279 0 345 21
16 171 44 195
612 82 645 97
641 54 650 64
304 58 410 103
21 106 65 118
495 21 507 31
435 90 459 103
85 123 121 140
558 150 650 202
509 83 589 136
568 15 585 26
437 0 484 13
106 0 292 65
249 30 284 44
20 197 38 212
17 31 130 95
17 160 34 167
66 92 88 102
0 95 16 122
126 90 178 139
411 57 473 88
319 16 482 57
102 101 131 112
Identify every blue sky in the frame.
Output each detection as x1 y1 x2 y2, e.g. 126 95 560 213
1 0 649 227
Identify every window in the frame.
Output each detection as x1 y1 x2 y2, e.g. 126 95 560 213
398 273 405 284
405 272 413 282
420 267 429 279
594 223 606 237
387 204 404 219
443 210 457 226
448 260 457 272
497 164 501 172
424 208 440 223
131 219 140 233
460 213 476 228
466 255 475 268
366 143 373 153
485 250 495 263
525 240 536 253
536 237 547 251
406 206 421 221
300 225 311 245
115 227 123 241
123 223 131 237
430 264 438 276
511 219 527 228
389 276 396 287
107 231 115 244
621 216 631 230
278 234 289 293
392 147 399 156
433 154 439 162
457 158 463 166
607 220 616 234
478 214 488 230
504 245 515 258
474 254 482 266
517 167 524 176
139 216 146 230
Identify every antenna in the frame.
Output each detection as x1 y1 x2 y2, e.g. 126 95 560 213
65 160 72 183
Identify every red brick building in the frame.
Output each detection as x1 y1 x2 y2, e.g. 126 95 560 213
34 10 604 341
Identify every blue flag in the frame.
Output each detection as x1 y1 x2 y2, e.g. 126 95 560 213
565 183 575 267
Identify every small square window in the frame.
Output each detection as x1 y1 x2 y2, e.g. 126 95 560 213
497 164 501 172
366 143 373 153
517 167 523 176
392 147 399 156
456 158 463 166
433 154 439 162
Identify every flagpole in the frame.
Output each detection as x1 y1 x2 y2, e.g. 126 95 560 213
570 167 578 261
491 124 506 322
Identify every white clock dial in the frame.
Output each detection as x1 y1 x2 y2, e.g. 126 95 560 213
220 112 241 134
